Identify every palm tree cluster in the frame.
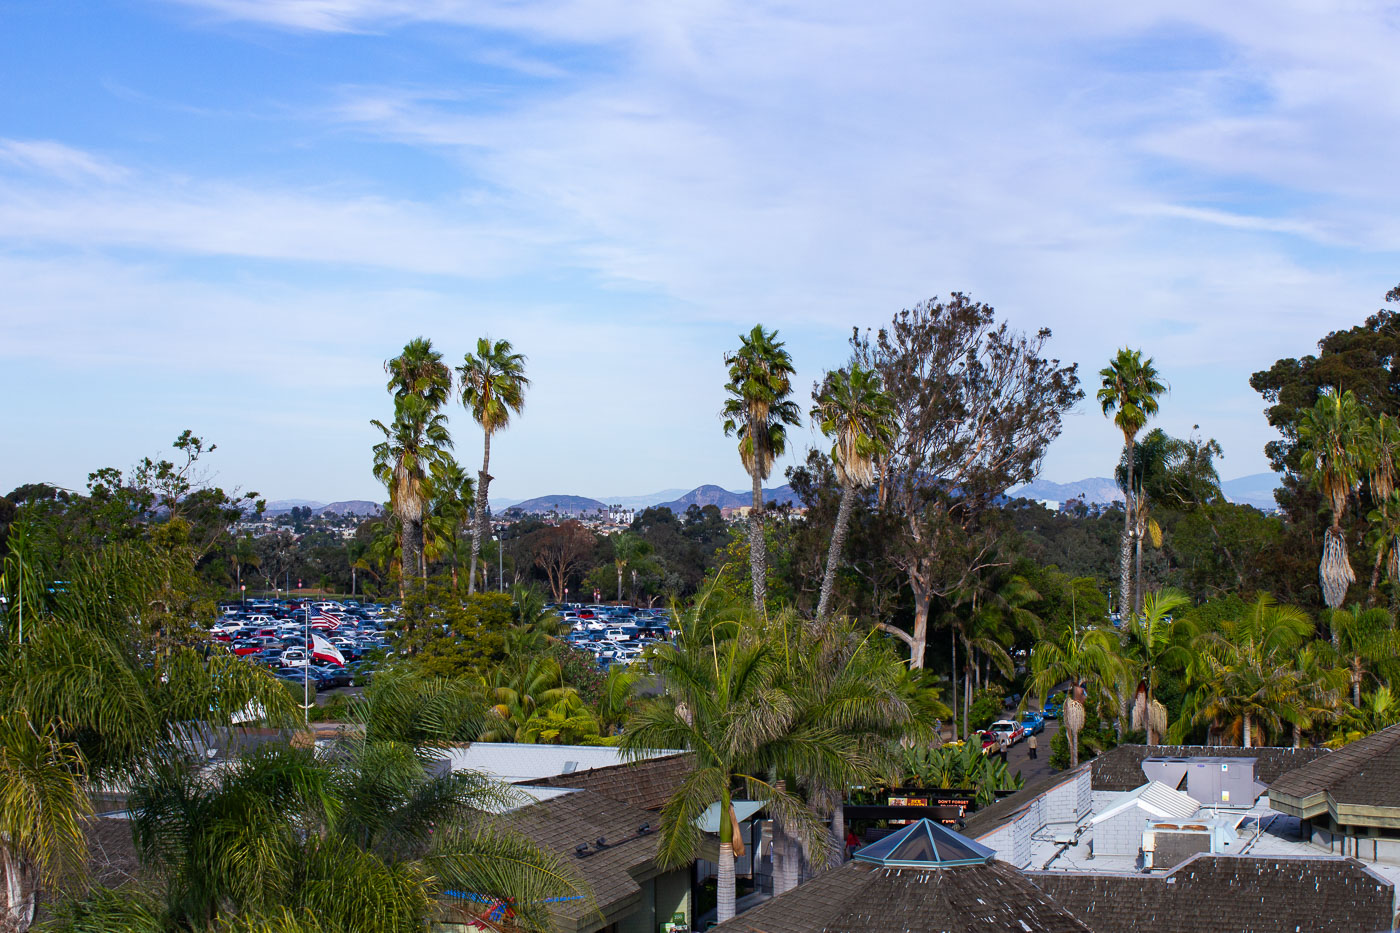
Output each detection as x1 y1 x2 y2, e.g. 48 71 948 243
621 594 946 924
373 336 529 597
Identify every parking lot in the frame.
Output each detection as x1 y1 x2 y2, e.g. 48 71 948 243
211 597 395 692
553 603 675 669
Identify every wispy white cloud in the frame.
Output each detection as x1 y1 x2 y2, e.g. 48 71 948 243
0 139 129 184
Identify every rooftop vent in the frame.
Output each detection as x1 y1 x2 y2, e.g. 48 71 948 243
853 818 995 869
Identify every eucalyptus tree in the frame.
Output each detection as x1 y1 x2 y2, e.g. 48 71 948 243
459 338 530 595
1097 348 1166 617
853 296 1081 667
621 598 854 923
723 325 802 613
372 395 453 591
810 364 896 620
1299 387 1366 621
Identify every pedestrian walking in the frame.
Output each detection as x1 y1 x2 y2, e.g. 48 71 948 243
1028 733 1038 759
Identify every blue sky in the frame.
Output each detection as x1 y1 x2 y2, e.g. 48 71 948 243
2 1 1398 503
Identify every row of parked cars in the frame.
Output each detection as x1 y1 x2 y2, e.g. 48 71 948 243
552 604 674 669
211 598 394 693
977 709 1051 754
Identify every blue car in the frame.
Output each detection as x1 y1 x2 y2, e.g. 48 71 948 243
1019 712 1045 736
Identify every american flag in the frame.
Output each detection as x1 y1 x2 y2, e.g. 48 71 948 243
312 609 342 629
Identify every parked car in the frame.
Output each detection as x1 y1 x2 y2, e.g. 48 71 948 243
308 664 353 689
988 719 1025 747
274 667 322 692
1018 711 1045 736
978 731 1001 755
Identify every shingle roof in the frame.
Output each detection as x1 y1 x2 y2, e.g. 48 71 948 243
1090 745 1329 792
1029 854 1393 933
1268 722 1400 809
522 753 694 811
501 789 664 933
712 858 1091 933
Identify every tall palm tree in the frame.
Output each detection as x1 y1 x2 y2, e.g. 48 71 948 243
459 338 530 596
371 395 453 592
810 364 896 620
1097 349 1166 618
385 336 453 409
621 599 851 923
1029 620 1125 767
1116 429 1174 607
1126 588 1192 745
1299 387 1366 622
723 325 802 613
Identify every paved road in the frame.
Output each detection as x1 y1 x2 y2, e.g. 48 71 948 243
1005 721 1060 784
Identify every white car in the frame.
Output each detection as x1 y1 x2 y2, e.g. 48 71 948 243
988 719 1026 746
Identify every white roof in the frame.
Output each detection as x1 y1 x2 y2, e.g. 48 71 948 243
1090 780 1199 824
438 742 675 784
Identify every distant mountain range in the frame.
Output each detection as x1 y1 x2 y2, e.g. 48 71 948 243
264 499 380 517
1011 472 1281 510
500 484 802 516
1011 477 1124 506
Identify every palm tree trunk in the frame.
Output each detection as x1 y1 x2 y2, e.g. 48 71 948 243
749 468 767 613
717 842 736 924
469 432 492 595
816 482 856 621
1293 722 1302 748
1353 671 1362 708
1133 514 1145 616
1120 437 1135 618
830 798 846 865
950 627 958 741
1 847 38 933
1369 544 1386 607
1243 713 1252 748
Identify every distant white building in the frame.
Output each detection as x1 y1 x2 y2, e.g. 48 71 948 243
1036 499 1060 512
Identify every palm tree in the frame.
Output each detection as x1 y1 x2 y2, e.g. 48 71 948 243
1299 387 1366 621
1116 429 1175 607
810 364 896 620
1029 620 1125 768
1097 349 1166 618
774 611 942 870
723 325 802 613
1327 605 1400 707
118 689 577 933
620 599 852 923
459 338 530 596
478 656 579 743
0 714 90 933
385 336 453 409
228 533 260 598
1181 595 1312 747
1366 490 1400 606
424 455 475 591
372 395 453 592
1126 588 1191 745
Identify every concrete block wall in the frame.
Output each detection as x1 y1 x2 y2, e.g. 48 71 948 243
1093 809 1142 858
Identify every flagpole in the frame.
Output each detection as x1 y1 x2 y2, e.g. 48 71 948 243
303 596 309 724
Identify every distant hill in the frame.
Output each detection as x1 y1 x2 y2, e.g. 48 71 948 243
265 499 379 517
509 494 609 516
321 500 380 516
602 489 690 509
657 484 800 513
1221 472 1281 509
1010 477 1124 506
